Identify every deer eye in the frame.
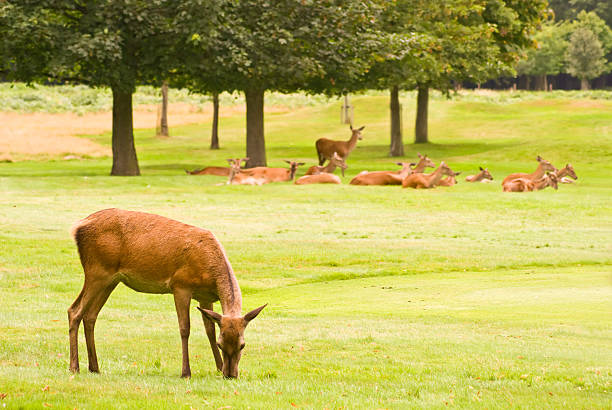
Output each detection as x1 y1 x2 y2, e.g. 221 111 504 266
240 343 245 350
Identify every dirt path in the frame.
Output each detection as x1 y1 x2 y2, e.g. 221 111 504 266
0 103 254 160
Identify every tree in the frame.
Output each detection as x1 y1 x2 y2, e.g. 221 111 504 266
566 27 607 89
1 0 221 175
516 23 568 90
183 0 384 167
549 0 612 28
210 93 220 150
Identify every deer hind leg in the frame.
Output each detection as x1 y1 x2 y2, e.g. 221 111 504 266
173 288 193 378
83 281 118 373
199 302 223 372
67 275 116 373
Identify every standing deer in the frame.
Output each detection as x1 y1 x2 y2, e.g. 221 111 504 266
68 209 266 378
402 161 455 189
438 171 461 187
502 172 558 192
315 125 364 166
502 155 557 185
305 152 348 176
349 162 415 186
465 167 493 182
556 163 578 184
295 173 342 185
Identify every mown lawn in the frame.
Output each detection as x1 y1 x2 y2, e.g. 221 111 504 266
0 89 611 409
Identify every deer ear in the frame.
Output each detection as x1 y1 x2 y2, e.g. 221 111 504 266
479 166 483 171
350 125 353 130
227 159 234 164
537 155 542 162
418 153 423 158
358 126 365 131
244 304 267 323
242 157 250 162
284 160 291 164
455 172 462 176
298 162 306 166
197 307 222 325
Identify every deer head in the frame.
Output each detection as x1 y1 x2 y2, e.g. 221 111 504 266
284 160 305 180
331 152 348 176
440 161 454 177
349 125 365 140
417 153 436 170
545 171 559 190
197 304 267 378
227 158 249 184
479 166 493 180
536 155 557 173
564 163 577 179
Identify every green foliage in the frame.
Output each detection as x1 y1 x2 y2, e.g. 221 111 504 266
516 23 568 76
565 27 608 81
549 0 612 27
569 10 612 56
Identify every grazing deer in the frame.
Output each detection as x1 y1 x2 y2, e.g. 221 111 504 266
295 173 342 185
315 125 364 166
502 172 558 192
236 160 304 184
438 171 461 187
349 162 415 186
502 155 557 185
556 163 578 184
465 167 493 183
68 209 266 378
402 161 455 189
305 152 348 176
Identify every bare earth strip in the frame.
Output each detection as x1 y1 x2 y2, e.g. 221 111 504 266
0 103 265 160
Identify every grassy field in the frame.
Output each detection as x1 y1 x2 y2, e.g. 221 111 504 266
0 88 611 409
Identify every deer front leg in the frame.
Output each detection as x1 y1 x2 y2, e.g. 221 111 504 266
199 302 223 372
173 288 192 378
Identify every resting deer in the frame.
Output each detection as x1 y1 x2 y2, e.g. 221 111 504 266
187 158 247 177
502 172 558 192
226 158 266 185
465 167 493 183
411 153 436 174
305 152 348 176
68 209 266 379
438 171 461 187
239 160 305 183
556 163 578 184
295 173 342 185
315 125 364 166
349 162 415 186
502 155 557 185
402 161 455 189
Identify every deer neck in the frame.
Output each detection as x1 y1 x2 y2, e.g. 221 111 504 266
425 166 446 187
533 177 549 190
323 162 337 173
413 159 428 173
398 166 412 179
347 132 359 151
529 163 547 180
214 245 243 316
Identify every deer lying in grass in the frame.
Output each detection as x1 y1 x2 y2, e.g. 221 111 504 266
187 158 247 177
349 162 415 185
315 125 364 165
225 158 266 185
438 171 461 187
411 153 436 174
295 173 342 185
229 160 304 185
402 161 455 189
556 163 578 184
305 152 348 176
465 167 493 183
68 209 266 379
502 172 558 192
502 155 557 185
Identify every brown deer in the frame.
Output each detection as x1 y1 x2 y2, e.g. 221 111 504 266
438 171 461 187
502 155 557 185
226 158 266 185
295 173 342 185
502 172 558 192
556 163 578 184
305 152 348 176
315 125 364 165
186 158 248 177
402 161 455 189
68 209 266 378
349 162 415 186
411 153 436 173
233 160 304 184
465 167 493 183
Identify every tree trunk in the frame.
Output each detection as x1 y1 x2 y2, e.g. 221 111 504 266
244 88 266 167
111 88 140 176
414 85 429 144
580 78 590 90
389 85 404 156
210 92 220 150
533 75 547 91
158 81 169 137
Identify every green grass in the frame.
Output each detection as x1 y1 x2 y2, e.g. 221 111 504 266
0 88 611 409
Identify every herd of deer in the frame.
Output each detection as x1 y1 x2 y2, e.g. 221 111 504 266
66 129 579 382
187 126 577 191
